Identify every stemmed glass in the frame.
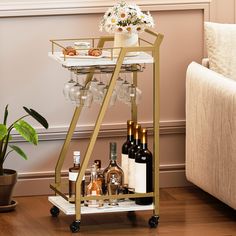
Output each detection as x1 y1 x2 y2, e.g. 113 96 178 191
80 87 93 107
93 75 106 104
63 68 76 100
117 75 130 102
69 72 83 105
89 76 99 96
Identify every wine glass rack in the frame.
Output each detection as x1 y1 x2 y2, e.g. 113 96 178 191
48 28 164 233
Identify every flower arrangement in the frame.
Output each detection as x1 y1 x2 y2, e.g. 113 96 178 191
99 1 154 34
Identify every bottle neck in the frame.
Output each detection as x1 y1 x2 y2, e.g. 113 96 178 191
73 157 80 167
141 142 147 149
134 138 140 146
91 171 97 182
110 159 117 165
74 163 80 168
127 134 133 142
140 128 148 150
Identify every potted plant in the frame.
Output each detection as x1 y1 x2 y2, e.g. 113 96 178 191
0 105 48 209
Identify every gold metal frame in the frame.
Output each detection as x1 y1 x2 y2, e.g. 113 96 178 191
50 28 164 223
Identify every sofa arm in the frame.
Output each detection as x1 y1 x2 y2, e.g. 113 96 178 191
186 62 236 209
201 58 209 68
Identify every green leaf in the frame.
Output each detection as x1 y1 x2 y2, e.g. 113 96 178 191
14 120 38 145
9 145 28 160
0 124 7 140
23 107 49 129
3 105 8 125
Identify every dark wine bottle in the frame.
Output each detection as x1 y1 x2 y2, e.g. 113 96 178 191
135 128 153 205
128 124 141 193
121 120 134 188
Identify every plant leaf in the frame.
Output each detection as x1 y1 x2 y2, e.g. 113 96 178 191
23 107 49 129
0 124 7 140
14 120 38 145
3 104 8 125
9 145 28 160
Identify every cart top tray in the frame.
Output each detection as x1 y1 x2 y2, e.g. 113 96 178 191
48 196 153 215
48 51 154 67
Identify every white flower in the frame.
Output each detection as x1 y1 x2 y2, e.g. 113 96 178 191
99 1 154 34
118 9 128 20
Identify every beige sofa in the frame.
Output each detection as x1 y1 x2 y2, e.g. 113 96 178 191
186 61 236 209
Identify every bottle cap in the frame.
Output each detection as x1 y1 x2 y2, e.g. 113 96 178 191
94 160 101 169
73 151 80 156
73 151 80 164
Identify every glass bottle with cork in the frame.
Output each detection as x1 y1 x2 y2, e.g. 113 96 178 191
103 142 124 202
68 151 85 203
84 164 103 207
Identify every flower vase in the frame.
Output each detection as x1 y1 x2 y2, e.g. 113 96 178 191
113 32 139 57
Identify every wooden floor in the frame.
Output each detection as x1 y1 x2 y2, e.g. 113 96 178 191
0 187 235 236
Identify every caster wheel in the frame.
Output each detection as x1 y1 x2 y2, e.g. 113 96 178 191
70 220 80 233
127 211 136 222
50 206 60 217
148 215 159 228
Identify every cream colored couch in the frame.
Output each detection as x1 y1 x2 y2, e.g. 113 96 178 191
186 61 236 209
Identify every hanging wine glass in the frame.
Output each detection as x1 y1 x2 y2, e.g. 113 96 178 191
135 87 142 105
125 84 136 104
69 72 83 105
114 74 123 94
117 75 130 102
63 68 76 100
89 76 99 96
80 87 93 107
93 75 106 104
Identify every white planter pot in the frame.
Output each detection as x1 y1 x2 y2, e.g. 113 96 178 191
113 33 139 57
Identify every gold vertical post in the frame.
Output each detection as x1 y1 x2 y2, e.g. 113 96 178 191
152 34 164 216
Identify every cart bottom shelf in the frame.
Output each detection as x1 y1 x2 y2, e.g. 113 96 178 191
48 196 154 215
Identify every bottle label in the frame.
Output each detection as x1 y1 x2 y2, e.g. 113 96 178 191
69 172 85 181
128 158 135 189
135 162 146 193
121 153 129 185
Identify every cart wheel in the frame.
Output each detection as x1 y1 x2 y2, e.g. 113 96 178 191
70 220 80 233
127 211 136 221
148 215 159 228
50 206 60 217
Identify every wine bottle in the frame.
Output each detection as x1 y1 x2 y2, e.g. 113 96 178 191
84 164 103 207
103 142 124 194
121 120 134 188
68 151 85 203
135 128 153 205
128 124 141 193
103 142 124 206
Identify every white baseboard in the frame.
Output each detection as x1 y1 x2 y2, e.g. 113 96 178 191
13 164 191 197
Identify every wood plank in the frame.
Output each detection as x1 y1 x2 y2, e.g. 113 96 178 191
0 187 235 235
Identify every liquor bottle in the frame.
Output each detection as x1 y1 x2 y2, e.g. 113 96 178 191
121 120 134 188
103 142 124 194
84 164 103 207
94 159 105 194
69 151 85 203
128 124 141 193
135 128 153 205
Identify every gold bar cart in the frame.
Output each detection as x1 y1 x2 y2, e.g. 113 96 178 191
48 29 163 233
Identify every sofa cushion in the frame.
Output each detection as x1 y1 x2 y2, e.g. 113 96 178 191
205 22 236 80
